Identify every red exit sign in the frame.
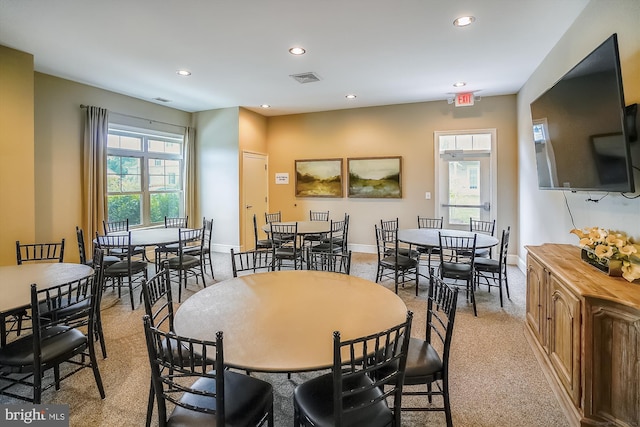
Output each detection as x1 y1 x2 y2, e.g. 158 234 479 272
455 92 474 107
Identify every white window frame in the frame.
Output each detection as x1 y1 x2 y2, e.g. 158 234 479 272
106 125 184 228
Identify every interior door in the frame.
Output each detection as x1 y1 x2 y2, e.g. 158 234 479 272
242 152 269 250
435 130 496 230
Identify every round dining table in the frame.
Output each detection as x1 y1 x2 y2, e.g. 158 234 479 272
0 262 94 345
398 228 499 249
111 227 195 246
261 221 331 236
173 270 408 373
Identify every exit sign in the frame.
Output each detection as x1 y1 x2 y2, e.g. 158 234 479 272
455 92 474 107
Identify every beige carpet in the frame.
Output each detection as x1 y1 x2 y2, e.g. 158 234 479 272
1 252 569 426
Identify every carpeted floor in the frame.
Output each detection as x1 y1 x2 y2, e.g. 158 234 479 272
1 252 569 426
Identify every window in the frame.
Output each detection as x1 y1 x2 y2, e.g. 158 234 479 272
107 127 184 227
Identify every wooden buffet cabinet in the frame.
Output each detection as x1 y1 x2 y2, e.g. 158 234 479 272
525 244 639 427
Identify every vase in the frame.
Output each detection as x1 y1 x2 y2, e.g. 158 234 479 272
580 247 623 277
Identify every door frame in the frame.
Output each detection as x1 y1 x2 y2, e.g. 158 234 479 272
434 129 498 230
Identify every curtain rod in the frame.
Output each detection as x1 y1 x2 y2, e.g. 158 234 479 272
80 104 187 130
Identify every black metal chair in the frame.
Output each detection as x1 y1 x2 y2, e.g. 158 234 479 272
230 248 273 277
102 218 147 260
309 218 346 253
416 216 443 272
380 217 419 259
388 272 459 427
0 267 106 403
270 222 303 270
306 247 352 274
293 312 413 427
375 225 419 295
179 218 214 279
15 239 65 264
470 218 496 258
166 228 206 302
265 211 282 224
76 226 119 267
475 226 511 307
253 213 273 250
164 216 188 228
438 232 478 316
96 232 148 310
143 316 274 427
154 216 190 269
304 210 330 246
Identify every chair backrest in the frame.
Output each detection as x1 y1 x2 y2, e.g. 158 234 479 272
202 218 213 250
425 273 459 375
380 217 399 232
16 239 65 265
141 265 175 331
265 211 282 223
76 226 89 265
230 248 273 277
306 248 352 274
374 224 397 261
143 315 225 426
178 228 202 255
164 216 188 228
331 312 413 426
270 222 298 248
309 210 329 221
103 219 129 234
252 214 264 247
96 232 133 265
418 216 443 229
470 218 496 236
498 226 511 270
30 264 100 366
438 233 477 276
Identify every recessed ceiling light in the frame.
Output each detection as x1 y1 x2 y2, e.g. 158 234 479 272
176 70 191 76
453 16 475 27
260 104 271 109
289 47 306 55
345 94 357 99
453 81 467 87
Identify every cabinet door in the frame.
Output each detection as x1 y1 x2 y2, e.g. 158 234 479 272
548 275 581 405
526 255 547 351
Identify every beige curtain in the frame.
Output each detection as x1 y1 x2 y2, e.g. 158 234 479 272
82 106 109 240
183 126 197 227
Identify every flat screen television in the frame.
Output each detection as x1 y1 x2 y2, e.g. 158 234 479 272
530 33 635 192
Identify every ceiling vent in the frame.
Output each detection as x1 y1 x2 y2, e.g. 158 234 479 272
290 72 322 84
153 97 171 103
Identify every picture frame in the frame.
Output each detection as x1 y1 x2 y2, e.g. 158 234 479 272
295 158 343 197
347 156 402 198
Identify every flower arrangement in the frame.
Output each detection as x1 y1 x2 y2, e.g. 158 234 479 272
570 227 640 282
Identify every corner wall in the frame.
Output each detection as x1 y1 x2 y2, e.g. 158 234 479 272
517 0 640 266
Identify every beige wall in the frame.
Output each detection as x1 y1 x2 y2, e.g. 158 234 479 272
30 73 191 263
267 95 518 252
517 0 640 266
0 46 35 265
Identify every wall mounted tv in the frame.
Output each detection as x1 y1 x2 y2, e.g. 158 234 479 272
530 33 635 192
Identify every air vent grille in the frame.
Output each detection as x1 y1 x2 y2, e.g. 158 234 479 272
290 72 322 84
153 97 171 103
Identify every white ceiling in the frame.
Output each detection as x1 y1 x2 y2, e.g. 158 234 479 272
0 0 589 116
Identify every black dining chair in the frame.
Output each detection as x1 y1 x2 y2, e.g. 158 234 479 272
143 315 275 427
230 248 273 277
475 226 511 307
469 218 496 258
293 312 413 427
438 232 478 316
416 216 443 272
375 224 419 295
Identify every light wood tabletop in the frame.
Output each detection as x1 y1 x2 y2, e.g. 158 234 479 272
0 263 94 315
398 228 499 249
261 221 331 235
174 270 408 373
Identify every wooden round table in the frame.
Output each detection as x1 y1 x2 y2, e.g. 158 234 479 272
398 228 499 248
262 221 331 235
0 263 94 345
174 270 408 373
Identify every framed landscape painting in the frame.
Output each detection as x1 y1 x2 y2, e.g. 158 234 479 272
295 159 343 197
347 156 402 198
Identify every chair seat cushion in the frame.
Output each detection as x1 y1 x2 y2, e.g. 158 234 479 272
167 255 200 269
294 371 392 427
105 260 148 275
403 338 443 385
0 326 86 369
256 239 272 249
474 258 499 271
381 255 417 270
440 261 472 278
168 370 272 427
